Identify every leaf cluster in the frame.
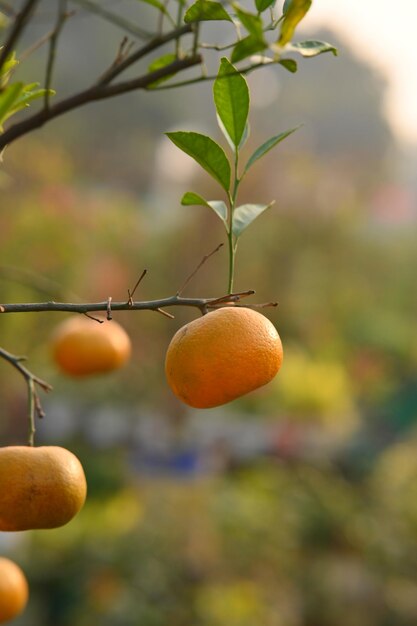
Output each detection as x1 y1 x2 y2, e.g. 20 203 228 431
0 0 336 150
167 57 298 254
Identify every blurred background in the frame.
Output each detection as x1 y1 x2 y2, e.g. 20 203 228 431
1 1 417 624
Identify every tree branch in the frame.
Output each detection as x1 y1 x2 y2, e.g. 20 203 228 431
69 0 153 41
97 23 193 86
0 290 257 317
44 0 69 109
0 53 201 150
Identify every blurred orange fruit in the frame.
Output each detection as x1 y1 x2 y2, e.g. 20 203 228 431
50 315 131 376
0 558 29 624
0 446 87 531
165 307 283 408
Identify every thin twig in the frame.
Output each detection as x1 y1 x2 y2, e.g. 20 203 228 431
157 0 175 34
69 0 153 40
83 312 103 323
127 269 147 306
176 243 224 296
0 0 40 73
147 59 273 91
44 0 69 110
0 2 15 18
247 301 278 308
207 290 255 307
19 27 60 63
0 264 79 300
0 347 52 447
97 23 193 86
97 36 131 84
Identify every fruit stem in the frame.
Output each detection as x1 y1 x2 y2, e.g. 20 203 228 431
28 378 36 446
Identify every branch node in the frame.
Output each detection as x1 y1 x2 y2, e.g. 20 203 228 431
107 296 113 320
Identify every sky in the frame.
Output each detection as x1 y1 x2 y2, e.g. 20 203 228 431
301 0 417 146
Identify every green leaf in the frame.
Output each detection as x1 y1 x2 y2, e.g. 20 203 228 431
0 51 18 86
0 82 24 129
244 126 299 174
231 33 267 64
0 13 9 29
216 114 250 153
278 58 297 72
255 0 276 12
184 0 232 23
232 202 274 237
279 0 312 46
181 191 228 223
166 131 231 192
233 4 263 36
147 53 178 87
285 40 338 57
213 57 249 149
13 84 54 110
4 83 55 121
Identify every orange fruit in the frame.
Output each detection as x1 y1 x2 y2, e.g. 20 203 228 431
0 558 29 624
165 307 283 408
50 315 131 377
0 446 87 531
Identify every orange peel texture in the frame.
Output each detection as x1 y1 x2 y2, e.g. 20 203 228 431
165 307 283 408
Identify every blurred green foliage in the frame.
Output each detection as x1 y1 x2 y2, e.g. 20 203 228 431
4 449 417 626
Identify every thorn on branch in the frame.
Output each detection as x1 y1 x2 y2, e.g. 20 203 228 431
34 390 46 419
155 307 175 320
98 36 134 84
107 296 112 320
83 312 104 323
128 269 147 306
207 289 256 307
177 243 224 296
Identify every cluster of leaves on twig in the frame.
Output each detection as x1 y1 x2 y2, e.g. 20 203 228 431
0 0 336 152
168 55 300 292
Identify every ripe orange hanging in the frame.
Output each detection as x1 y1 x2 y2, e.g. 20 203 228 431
165 306 283 408
50 315 131 376
0 558 29 624
0 446 87 531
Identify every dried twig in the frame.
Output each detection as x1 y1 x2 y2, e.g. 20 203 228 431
177 243 224 296
0 347 52 446
44 0 70 110
127 269 147 306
